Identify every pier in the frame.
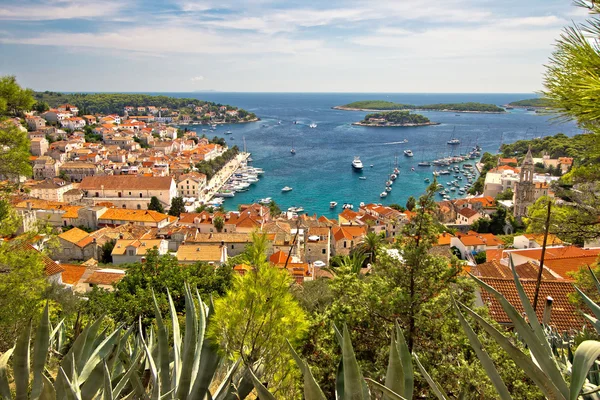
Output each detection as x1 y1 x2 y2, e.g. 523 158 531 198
200 152 251 204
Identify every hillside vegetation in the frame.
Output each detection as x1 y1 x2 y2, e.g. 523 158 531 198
508 98 555 108
339 100 505 112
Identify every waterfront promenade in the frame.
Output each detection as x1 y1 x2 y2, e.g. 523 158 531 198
200 152 250 204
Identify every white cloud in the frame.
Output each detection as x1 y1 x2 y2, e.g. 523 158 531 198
191 76 205 82
0 0 125 20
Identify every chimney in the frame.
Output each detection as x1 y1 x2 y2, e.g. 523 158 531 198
542 296 553 325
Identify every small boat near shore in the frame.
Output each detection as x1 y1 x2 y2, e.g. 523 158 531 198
404 150 414 157
330 201 338 208
281 186 293 192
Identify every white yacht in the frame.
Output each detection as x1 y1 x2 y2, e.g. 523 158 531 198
404 150 414 157
281 186 293 192
352 156 364 170
258 197 272 205
309 123 317 128
447 138 460 145
380 191 388 198
330 201 338 208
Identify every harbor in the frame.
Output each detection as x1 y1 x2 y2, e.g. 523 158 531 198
182 92 582 217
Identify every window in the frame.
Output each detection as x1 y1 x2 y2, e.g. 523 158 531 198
139 193 142 198
122 205 126 208
127 249 135 256
231 245 235 249
95 192 99 197
322 249 326 254
137 204 141 209
129 192 131 195
343 241 347 248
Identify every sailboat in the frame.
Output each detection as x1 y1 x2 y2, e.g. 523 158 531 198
447 126 460 145
418 150 431 166
290 138 296 155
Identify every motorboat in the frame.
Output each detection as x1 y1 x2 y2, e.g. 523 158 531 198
390 174 397 181
386 186 392 192
281 186 293 192
330 201 338 208
380 191 388 198
225 131 232 135
215 190 235 198
309 123 317 128
352 156 364 170
424 178 430 183
288 206 304 213
418 161 431 166
404 150 414 157
359 176 367 180
291 148 296 155
402 139 408 143
258 197 272 205
342 203 354 209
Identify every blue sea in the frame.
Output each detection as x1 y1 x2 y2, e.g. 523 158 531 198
159 92 582 217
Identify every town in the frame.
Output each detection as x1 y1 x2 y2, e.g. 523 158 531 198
2 88 589 339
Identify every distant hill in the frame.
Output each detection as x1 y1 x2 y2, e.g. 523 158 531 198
507 98 555 108
334 100 505 113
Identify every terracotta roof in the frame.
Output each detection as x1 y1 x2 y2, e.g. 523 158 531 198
79 175 173 191
486 249 504 261
59 227 91 246
111 239 164 255
458 208 479 218
99 209 169 223
332 226 367 242
478 277 583 333
176 244 223 263
436 232 454 246
508 246 600 261
12 242 64 276
544 256 599 279
522 233 563 247
270 250 291 264
60 264 87 285
339 208 359 221
190 233 252 244
472 260 559 280
85 270 125 285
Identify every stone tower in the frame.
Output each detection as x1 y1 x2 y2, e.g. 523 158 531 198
514 146 535 218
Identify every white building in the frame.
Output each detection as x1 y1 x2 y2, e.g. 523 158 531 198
79 175 177 210
111 239 168 265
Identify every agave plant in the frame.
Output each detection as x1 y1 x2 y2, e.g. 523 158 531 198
455 256 600 400
249 321 448 400
0 283 253 400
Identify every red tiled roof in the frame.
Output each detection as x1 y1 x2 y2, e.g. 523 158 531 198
472 260 558 280
84 271 124 285
544 256 599 279
270 250 290 264
60 264 87 285
458 208 479 218
478 277 583 333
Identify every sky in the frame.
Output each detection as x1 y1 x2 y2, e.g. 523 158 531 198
0 0 591 93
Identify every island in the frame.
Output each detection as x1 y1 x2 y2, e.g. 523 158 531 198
32 92 259 125
353 111 440 127
506 98 555 108
334 100 505 113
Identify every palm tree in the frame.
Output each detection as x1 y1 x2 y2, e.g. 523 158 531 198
213 215 224 232
361 231 382 264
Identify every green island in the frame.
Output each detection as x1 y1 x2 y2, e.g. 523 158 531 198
33 92 258 123
506 97 555 108
335 100 505 113
353 110 439 127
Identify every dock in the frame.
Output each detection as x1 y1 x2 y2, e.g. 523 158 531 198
200 152 250 204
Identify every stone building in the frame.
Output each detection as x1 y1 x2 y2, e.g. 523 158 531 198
513 147 535 219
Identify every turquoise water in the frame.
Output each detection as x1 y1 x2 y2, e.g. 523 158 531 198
164 93 582 218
